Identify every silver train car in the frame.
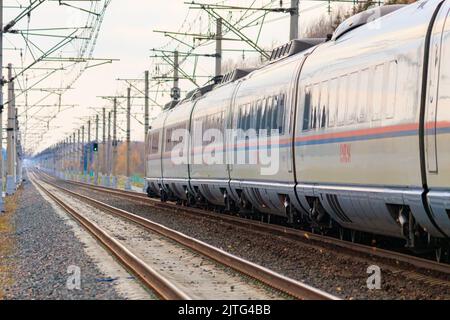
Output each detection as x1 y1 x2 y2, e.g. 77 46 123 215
146 0 450 250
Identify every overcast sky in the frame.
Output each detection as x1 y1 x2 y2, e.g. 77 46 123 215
2 0 349 154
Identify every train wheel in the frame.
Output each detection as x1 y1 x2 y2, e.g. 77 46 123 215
160 190 168 203
187 193 196 206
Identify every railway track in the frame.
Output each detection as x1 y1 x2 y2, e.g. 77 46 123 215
38 170 450 277
30 171 337 300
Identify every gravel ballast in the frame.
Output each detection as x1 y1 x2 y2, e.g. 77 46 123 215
55 179 450 300
0 174 150 300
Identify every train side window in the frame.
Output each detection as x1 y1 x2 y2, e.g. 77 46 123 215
165 127 172 151
237 106 242 130
385 60 398 119
261 98 267 132
248 103 253 130
249 103 255 130
242 104 248 130
358 69 370 122
337 75 348 126
148 133 153 154
256 99 262 133
215 112 221 131
303 86 311 131
328 78 338 127
210 114 216 130
204 115 209 132
277 94 286 134
265 97 274 131
211 114 215 130
271 96 278 131
372 64 385 121
313 83 321 130
243 104 248 131
347 72 358 124
320 81 329 128
151 132 159 154
239 105 244 130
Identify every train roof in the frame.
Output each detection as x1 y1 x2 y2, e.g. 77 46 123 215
332 4 406 41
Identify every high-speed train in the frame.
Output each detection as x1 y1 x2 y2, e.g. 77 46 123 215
145 0 450 251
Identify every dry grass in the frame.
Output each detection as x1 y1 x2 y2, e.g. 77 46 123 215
0 188 21 299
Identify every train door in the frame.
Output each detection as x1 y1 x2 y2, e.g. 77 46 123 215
426 8 449 174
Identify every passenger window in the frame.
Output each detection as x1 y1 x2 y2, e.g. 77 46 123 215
148 133 153 154
261 99 267 132
204 115 209 131
372 64 385 121
347 72 358 124
271 96 278 130
247 103 254 130
165 128 172 151
337 75 348 126
320 81 328 128
358 69 370 122
241 105 246 130
312 83 321 130
277 94 286 134
237 107 242 130
265 97 273 131
249 103 255 130
385 61 398 119
151 132 159 154
303 87 311 131
328 78 338 127
256 100 262 133
242 105 247 130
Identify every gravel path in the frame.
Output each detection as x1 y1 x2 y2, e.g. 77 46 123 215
0 173 150 300
55 179 450 300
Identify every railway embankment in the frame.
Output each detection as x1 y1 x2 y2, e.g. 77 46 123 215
0 173 148 300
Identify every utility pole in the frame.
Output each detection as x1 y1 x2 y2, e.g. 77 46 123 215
102 107 106 186
53 144 56 174
143 71 149 193
15 109 21 185
81 125 85 180
106 111 111 187
95 114 99 185
87 119 91 183
60 140 63 178
77 129 80 180
215 18 222 77
0 0 5 212
64 138 68 179
112 98 117 188
125 87 132 190
6 63 15 195
289 0 299 41
170 50 180 102
72 132 76 180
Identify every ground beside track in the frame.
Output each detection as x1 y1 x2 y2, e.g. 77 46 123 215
0 173 149 300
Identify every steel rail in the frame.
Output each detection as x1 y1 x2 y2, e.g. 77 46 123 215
29 173 191 300
41 172 450 276
35 172 338 300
